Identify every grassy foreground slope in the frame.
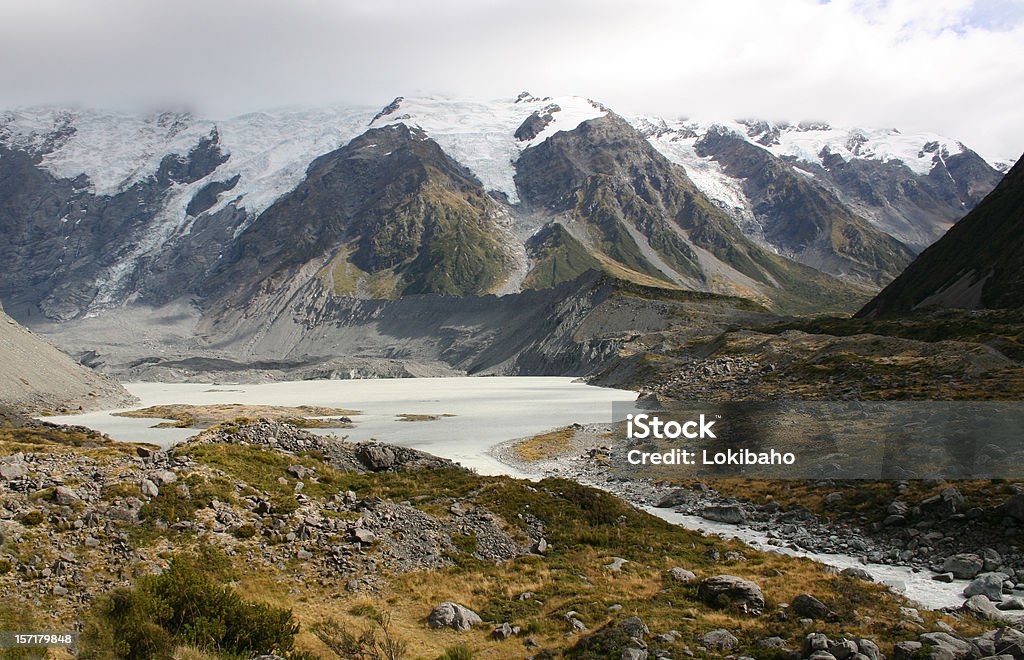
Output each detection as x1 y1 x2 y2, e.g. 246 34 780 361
0 420 994 659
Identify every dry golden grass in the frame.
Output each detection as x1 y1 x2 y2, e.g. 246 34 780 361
396 413 457 422
113 404 360 429
511 427 577 462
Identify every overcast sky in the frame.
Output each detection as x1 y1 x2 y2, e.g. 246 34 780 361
2 0 1021 162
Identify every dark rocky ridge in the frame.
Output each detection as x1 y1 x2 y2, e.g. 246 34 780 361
695 127 915 284
859 153 1024 317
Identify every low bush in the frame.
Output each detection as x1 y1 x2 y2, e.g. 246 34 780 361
81 556 298 659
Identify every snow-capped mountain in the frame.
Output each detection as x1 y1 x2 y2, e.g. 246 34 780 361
0 93 1007 329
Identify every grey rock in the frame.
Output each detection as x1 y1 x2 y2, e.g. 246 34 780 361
856 638 883 660
427 602 482 631
606 557 627 571
981 548 1003 572
53 486 79 506
149 469 177 486
792 594 831 619
996 597 1024 610
963 572 1006 601
697 575 764 615
805 633 830 653
942 553 984 579
0 463 27 480
894 641 923 660
900 607 924 624
619 616 649 640
841 567 874 582
491 622 519 640
999 494 1024 522
960 595 1004 621
352 528 376 544
701 504 746 524
919 632 975 660
621 649 648 660
701 629 738 651
828 638 859 660
667 567 697 583
932 572 955 583
139 479 159 498
356 445 397 472
990 627 1024 659
758 637 788 650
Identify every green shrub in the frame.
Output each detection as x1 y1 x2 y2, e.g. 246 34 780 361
19 510 44 526
81 556 297 659
234 523 257 539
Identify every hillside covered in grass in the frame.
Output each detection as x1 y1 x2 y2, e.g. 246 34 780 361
2 417 1016 659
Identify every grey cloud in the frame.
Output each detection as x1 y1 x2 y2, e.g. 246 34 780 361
0 0 1020 162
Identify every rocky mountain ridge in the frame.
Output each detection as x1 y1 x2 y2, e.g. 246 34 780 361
859 152 1024 317
0 95 1012 379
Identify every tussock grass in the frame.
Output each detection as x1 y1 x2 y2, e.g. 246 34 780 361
512 427 577 462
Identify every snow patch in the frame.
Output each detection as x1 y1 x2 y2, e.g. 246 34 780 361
369 95 606 204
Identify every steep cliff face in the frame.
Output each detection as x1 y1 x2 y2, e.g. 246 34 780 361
858 153 1024 317
0 128 243 321
0 300 134 414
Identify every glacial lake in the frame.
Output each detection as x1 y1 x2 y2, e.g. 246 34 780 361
46 377 639 477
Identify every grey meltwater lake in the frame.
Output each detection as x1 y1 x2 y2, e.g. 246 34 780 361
45 376 639 477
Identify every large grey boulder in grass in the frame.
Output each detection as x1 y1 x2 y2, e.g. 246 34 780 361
427 602 482 631
697 575 765 615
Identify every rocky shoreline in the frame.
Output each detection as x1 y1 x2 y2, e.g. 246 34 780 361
493 423 1024 617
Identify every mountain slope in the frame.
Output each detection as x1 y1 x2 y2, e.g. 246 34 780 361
204 123 517 311
639 117 1005 254
0 300 134 414
692 127 915 284
514 114 871 313
858 153 1024 317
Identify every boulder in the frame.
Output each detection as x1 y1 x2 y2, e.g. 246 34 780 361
697 575 764 615
960 595 1004 621
667 567 697 583
0 463 27 481
792 594 831 620
942 554 984 580
996 597 1024 611
427 602 481 631
356 445 397 472
619 616 649 640
999 494 1024 522
841 567 874 582
149 470 177 486
990 627 1024 659
491 622 519 640
621 649 648 660
963 573 1006 601
918 632 976 660
139 479 159 498
701 629 739 651
701 504 747 524
655 489 694 508
53 486 79 506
